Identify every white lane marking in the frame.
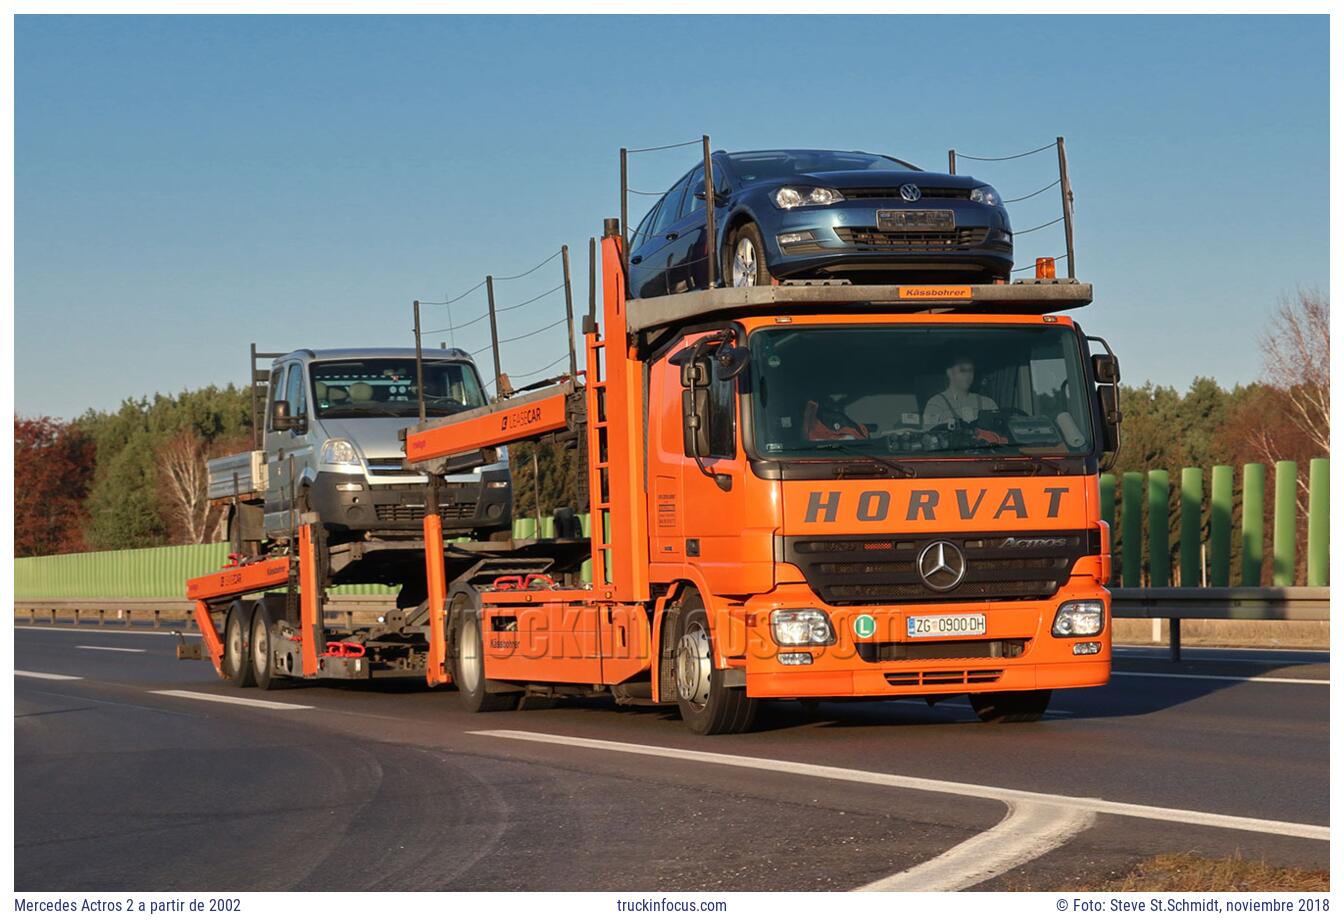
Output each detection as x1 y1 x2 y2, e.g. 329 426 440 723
149 690 313 711
1111 670 1327 686
471 730 1328 841
857 801 1095 892
1115 650 1327 665
17 626 196 637
76 645 147 653
1116 643 1328 656
15 670 84 681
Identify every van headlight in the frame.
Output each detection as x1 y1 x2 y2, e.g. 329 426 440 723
770 608 836 646
1052 600 1104 637
321 438 361 467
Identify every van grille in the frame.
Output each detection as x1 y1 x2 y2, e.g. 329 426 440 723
782 530 1098 605
836 227 989 251
374 501 477 523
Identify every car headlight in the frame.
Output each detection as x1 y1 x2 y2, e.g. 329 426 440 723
770 608 836 646
772 186 845 209
1052 600 1105 637
321 438 361 467
970 185 1001 207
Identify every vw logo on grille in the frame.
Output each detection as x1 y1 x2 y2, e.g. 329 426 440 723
916 540 966 591
899 183 922 202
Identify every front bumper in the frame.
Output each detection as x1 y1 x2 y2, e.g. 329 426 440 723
761 199 1013 281
309 469 512 535
738 576 1110 699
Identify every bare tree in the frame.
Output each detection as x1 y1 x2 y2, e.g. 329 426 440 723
157 430 212 543
1260 289 1330 456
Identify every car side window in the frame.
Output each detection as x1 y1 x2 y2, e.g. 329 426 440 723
284 362 307 418
268 365 288 431
631 200 661 249
651 174 691 236
680 169 707 219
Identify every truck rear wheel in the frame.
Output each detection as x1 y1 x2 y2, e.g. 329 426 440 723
223 600 255 688
672 593 757 735
448 592 518 713
250 598 289 691
969 689 1052 723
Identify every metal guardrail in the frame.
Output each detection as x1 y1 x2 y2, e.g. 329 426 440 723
1110 587 1328 660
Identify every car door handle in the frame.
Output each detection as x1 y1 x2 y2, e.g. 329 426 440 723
630 255 643 265
665 232 679 241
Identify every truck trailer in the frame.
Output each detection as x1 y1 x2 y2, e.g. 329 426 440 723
186 222 1121 733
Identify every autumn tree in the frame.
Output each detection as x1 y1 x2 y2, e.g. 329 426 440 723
14 415 96 557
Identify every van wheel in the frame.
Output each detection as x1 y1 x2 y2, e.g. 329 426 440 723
250 598 290 691
223 600 255 687
726 223 772 287
448 592 518 713
672 591 757 734
969 690 1052 723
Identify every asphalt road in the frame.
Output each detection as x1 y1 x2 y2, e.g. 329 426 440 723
14 626 1329 892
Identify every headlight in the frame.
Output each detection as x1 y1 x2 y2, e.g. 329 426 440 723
321 438 360 467
970 185 1001 207
770 608 836 646
1052 600 1105 637
772 186 845 209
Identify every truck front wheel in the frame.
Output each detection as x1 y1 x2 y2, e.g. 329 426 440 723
672 594 757 735
969 689 1052 723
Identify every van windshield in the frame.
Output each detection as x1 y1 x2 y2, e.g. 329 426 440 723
309 359 486 419
747 324 1094 460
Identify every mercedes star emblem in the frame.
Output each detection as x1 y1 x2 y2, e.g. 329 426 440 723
916 540 967 591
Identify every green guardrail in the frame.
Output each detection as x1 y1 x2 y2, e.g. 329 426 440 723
1100 458 1329 588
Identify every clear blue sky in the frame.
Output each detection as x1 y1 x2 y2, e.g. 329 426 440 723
15 14 1329 419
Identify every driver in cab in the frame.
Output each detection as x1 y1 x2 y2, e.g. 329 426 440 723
922 354 998 430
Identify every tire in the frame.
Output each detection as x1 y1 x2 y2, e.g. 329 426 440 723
223 600 255 688
725 222 772 288
671 592 757 735
250 598 290 691
969 689 1052 723
448 592 518 713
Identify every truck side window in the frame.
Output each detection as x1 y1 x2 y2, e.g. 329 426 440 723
268 365 288 432
285 362 307 418
706 372 736 459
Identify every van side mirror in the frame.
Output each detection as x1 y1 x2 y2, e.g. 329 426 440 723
1092 353 1120 385
272 399 303 432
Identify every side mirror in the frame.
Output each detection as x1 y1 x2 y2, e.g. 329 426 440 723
713 344 750 380
1092 353 1120 385
272 399 304 432
682 387 711 458
1096 385 1122 456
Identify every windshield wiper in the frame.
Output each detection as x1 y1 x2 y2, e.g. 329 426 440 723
992 456 1065 475
809 442 919 478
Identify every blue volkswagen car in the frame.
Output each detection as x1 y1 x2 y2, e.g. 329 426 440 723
626 149 1014 299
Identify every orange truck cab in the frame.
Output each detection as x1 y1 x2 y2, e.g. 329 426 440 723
404 225 1122 734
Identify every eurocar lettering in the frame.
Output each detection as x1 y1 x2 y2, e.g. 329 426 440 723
802 486 1072 523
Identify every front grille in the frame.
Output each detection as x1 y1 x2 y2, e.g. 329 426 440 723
885 668 1003 687
783 530 1098 605
374 501 476 523
856 638 1028 663
366 457 410 475
842 187 973 200
836 227 989 251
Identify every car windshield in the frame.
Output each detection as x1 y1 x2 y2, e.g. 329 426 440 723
310 359 486 419
727 150 917 181
748 325 1095 460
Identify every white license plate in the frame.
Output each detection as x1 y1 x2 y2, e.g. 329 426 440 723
906 613 987 638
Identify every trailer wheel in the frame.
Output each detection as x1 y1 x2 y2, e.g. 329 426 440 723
969 690 1052 723
250 599 289 691
672 592 757 735
726 222 772 288
223 600 255 688
448 592 518 713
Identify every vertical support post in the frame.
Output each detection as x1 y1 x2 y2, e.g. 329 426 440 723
561 245 578 378
194 601 225 677
1099 473 1116 585
1209 465 1233 587
413 300 426 425
702 135 717 289
423 512 448 686
1307 458 1329 586
1169 618 1182 662
249 342 261 449
485 275 504 399
948 149 956 174
1179 467 1203 587
1147 470 1170 587
1057 136 1076 279
619 147 629 278
1273 460 1297 586
298 523 322 677
1121 472 1143 588
1240 463 1265 586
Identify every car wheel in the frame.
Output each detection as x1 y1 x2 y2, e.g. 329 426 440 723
726 223 771 287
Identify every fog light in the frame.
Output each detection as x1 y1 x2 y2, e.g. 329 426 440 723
1073 641 1102 656
778 652 813 665
335 482 364 492
778 230 815 245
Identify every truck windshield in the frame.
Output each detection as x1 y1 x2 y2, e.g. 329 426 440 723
747 324 1094 460
309 359 486 419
